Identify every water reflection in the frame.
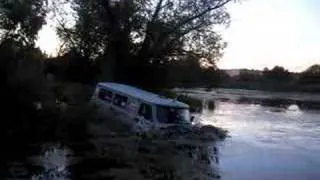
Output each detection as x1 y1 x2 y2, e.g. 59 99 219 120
31 144 71 180
5 134 223 179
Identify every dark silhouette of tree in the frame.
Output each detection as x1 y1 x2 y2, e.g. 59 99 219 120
0 0 53 146
0 0 48 85
0 0 48 84
299 64 320 84
238 70 261 82
263 66 292 82
0 0 48 46
56 0 234 85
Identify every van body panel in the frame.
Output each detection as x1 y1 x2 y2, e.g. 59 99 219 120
91 82 191 128
97 83 189 109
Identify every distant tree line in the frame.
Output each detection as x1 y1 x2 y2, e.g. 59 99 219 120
220 65 320 92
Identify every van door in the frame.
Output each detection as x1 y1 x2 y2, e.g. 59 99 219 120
133 103 154 132
137 103 153 122
111 93 132 123
93 87 114 116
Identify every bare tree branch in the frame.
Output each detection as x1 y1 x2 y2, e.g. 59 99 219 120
168 0 232 34
150 0 164 23
56 20 78 49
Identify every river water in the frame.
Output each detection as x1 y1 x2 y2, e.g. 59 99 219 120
196 89 320 180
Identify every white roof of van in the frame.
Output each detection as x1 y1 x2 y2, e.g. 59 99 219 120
97 82 189 108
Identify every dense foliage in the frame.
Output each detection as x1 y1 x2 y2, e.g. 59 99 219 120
0 0 48 45
55 0 233 87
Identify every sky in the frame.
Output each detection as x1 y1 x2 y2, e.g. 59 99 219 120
36 0 320 72
218 0 320 72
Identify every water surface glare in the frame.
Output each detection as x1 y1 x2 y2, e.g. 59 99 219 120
202 101 320 180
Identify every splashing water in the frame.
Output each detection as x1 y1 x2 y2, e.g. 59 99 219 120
31 144 71 180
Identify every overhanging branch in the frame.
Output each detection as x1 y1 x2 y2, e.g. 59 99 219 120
150 0 164 23
168 0 232 35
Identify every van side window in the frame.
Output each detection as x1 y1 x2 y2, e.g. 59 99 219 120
138 103 153 121
113 94 128 108
98 88 113 102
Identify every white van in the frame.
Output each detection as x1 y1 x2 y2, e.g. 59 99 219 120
90 82 192 129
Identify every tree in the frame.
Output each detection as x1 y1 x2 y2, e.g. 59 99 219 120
57 0 234 84
263 66 291 82
237 69 261 82
0 0 50 133
0 0 48 46
299 64 320 84
0 0 48 84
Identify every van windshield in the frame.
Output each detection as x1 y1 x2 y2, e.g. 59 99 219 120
156 106 190 124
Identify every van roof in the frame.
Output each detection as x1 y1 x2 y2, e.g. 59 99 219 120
97 82 189 109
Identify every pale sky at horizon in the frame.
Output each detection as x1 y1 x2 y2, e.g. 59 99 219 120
218 0 320 72
36 0 320 72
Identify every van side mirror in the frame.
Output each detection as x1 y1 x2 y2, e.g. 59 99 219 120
190 116 195 122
